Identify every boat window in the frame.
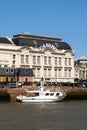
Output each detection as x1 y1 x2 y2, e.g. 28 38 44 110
50 93 54 96
56 93 59 96
35 93 39 96
45 93 49 96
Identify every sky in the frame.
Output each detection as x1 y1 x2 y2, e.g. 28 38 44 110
0 0 87 59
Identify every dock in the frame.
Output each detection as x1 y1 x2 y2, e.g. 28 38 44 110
0 86 87 101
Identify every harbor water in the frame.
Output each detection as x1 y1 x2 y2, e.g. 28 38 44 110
0 101 87 130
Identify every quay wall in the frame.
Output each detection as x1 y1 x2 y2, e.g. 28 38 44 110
0 86 87 101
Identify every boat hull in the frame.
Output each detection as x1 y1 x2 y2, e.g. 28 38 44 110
17 94 66 103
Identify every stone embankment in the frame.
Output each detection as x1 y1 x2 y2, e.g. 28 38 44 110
0 86 87 101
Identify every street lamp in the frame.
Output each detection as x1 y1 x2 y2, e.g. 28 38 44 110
12 65 16 82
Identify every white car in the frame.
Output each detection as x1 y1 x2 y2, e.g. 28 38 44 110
16 82 22 87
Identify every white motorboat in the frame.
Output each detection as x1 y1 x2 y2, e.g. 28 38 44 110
16 79 66 103
16 87 66 103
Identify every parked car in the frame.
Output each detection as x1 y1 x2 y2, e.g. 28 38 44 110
81 82 87 88
8 82 22 88
16 82 23 87
0 82 4 88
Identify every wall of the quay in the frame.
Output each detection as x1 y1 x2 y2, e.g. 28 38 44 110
0 86 87 101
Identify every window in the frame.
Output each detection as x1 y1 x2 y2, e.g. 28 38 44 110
44 56 47 65
55 57 57 65
6 77 8 82
65 58 67 66
69 69 71 77
35 93 39 96
50 93 54 96
25 77 28 82
10 68 14 73
21 55 24 63
69 58 71 66
37 56 40 64
48 57 51 65
45 93 49 96
44 68 47 76
58 69 61 77
25 68 28 73
11 77 14 82
6 68 9 73
56 93 59 96
13 54 16 59
37 68 40 76
64 69 67 77
12 60 15 65
54 69 57 77
48 69 51 77
26 55 29 64
59 57 61 65
33 56 36 64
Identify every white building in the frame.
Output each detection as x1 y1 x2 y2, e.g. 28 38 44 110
74 57 87 81
0 33 75 83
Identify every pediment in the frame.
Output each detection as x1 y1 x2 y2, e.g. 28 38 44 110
19 46 32 51
64 50 74 56
44 50 52 55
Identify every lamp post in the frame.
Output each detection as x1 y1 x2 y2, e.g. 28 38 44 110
12 65 16 82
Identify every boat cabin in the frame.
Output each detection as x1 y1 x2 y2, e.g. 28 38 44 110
34 92 60 97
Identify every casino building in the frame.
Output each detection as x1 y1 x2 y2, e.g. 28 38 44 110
0 32 74 83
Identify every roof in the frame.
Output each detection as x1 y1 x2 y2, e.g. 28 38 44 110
0 68 34 76
0 33 72 50
13 32 62 41
0 37 14 45
12 33 72 50
16 68 34 76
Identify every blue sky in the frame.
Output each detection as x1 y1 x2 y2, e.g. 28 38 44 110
0 0 87 59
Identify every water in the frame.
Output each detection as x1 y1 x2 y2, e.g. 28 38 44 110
0 101 87 130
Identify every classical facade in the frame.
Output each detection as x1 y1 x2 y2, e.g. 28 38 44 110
74 58 87 81
0 32 74 83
